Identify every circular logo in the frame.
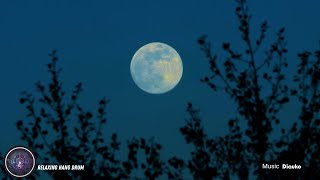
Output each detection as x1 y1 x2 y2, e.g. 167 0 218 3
4 147 35 178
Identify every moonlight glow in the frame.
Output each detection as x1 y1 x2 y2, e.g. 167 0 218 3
130 42 183 94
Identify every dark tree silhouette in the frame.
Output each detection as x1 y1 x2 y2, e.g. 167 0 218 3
165 0 320 179
167 0 320 179
1 0 320 179
1 51 165 180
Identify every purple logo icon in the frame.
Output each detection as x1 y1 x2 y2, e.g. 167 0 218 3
5 147 35 177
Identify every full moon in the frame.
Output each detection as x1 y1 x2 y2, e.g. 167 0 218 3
130 42 183 94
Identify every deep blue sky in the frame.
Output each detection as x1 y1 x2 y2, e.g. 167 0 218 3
1 0 320 161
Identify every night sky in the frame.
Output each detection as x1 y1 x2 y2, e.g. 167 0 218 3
1 0 320 162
